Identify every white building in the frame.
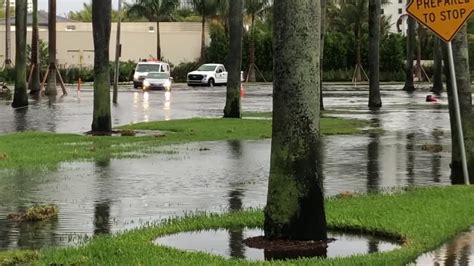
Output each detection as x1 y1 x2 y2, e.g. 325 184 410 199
179 0 193 9
2 0 33 13
382 0 408 34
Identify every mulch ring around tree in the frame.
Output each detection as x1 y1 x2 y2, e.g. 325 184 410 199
244 236 336 260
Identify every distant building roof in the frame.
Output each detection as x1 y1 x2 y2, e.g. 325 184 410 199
0 10 74 26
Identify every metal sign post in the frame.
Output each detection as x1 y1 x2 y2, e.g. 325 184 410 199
406 0 473 184
446 42 470 185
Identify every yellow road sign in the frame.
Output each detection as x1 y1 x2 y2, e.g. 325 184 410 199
406 0 474 42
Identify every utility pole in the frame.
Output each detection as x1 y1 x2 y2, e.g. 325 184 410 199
113 0 122 104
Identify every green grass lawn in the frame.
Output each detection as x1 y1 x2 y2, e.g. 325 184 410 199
0 117 368 170
2 186 471 265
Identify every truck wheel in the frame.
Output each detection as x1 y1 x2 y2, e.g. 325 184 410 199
208 78 215 87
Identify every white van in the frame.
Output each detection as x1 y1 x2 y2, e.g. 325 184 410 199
133 61 170 88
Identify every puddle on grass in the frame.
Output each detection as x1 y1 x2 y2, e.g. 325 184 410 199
154 228 401 261
412 227 474 266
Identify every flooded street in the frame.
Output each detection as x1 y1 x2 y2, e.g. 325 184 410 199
0 83 457 255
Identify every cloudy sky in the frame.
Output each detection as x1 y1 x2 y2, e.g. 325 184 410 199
37 0 126 17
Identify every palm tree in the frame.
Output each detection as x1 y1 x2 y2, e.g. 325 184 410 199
320 0 326 111
368 0 381 108
29 0 41 95
192 0 219 63
244 0 269 82
442 26 473 184
91 0 112 133
127 0 179 60
12 0 28 108
403 16 416 92
264 1 327 241
45 0 57 96
216 0 229 35
431 37 443 94
4 0 12 68
223 0 242 118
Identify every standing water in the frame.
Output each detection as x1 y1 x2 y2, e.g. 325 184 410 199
0 84 456 252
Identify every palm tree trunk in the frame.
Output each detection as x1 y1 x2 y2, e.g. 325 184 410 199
368 0 381 108
442 26 473 184
247 14 256 82
354 27 362 82
29 0 41 95
320 0 326 111
415 26 423 81
46 0 57 96
156 21 161 59
431 37 443 94
223 0 242 118
403 16 416 92
4 0 12 67
200 6 206 63
265 1 327 241
12 0 28 108
91 0 112 133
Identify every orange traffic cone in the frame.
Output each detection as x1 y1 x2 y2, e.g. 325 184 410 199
240 84 245 97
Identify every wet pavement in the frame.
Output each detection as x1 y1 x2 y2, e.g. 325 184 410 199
154 228 400 261
0 83 459 255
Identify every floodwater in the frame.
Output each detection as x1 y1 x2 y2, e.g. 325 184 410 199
154 228 401 261
413 227 474 265
0 83 457 253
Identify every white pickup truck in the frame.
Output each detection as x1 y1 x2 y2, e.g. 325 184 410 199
187 63 229 87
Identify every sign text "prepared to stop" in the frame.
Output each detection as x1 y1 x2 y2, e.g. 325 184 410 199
416 0 470 22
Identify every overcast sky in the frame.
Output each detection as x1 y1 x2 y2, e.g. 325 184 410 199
37 0 126 17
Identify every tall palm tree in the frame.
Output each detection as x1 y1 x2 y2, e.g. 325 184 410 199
127 0 179 60
403 16 416 92
320 0 326 111
431 37 443 95
29 0 41 95
12 0 28 108
442 26 473 184
244 0 269 82
45 0 57 96
264 1 327 241
91 0 112 133
4 0 12 68
216 0 229 35
192 0 219 63
223 0 242 118
368 0 381 108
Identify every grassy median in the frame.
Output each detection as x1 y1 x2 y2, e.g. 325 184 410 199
0 116 368 169
1 186 469 265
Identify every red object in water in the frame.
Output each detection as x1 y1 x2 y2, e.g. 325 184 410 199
426 95 439 103
78 78 81 91
240 84 245 97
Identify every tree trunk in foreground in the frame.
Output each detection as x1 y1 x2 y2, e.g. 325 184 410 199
223 0 242 118
264 0 327 241
91 0 112 133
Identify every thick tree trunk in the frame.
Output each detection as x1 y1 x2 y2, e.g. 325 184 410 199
265 1 327 241
442 26 473 184
156 21 161 59
46 0 57 96
12 0 28 108
319 0 326 111
91 0 112 133
368 0 381 108
223 0 242 118
29 0 41 95
431 37 443 94
403 16 416 92
200 9 206 63
4 0 12 67
247 15 256 82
